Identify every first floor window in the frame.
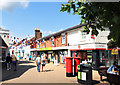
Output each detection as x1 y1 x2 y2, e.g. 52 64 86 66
82 32 86 40
62 34 65 44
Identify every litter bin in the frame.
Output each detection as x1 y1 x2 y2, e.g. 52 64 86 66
74 57 80 76
66 57 73 77
77 64 92 85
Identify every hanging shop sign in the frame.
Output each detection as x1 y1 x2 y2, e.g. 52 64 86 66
111 49 118 55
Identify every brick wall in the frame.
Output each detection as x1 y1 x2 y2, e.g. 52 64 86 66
32 33 67 49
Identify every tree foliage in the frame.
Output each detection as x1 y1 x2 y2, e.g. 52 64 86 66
60 1 120 48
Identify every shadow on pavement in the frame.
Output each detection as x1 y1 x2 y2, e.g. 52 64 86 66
2 61 36 81
44 70 54 72
92 80 100 85
18 61 34 64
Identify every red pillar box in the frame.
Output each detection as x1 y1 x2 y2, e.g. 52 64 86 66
66 57 73 77
74 57 80 76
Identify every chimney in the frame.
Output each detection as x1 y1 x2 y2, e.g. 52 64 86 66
35 28 42 40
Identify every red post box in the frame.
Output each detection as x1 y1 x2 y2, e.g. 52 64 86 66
66 57 73 77
74 57 80 76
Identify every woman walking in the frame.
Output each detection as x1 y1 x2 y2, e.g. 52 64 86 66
41 54 46 72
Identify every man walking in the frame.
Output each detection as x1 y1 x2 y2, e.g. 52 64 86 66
36 55 41 72
11 52 18 71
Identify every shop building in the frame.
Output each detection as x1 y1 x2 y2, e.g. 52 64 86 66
0 28 9 61
30 24 120 67
67 26 120 68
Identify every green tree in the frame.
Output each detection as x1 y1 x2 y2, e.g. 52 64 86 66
60 1 120 48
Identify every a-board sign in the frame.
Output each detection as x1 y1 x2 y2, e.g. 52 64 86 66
112 49 118 55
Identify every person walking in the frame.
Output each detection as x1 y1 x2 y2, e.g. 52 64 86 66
17 54 20 61
41 54 46 72
29 54 31 61
6 53 12 70
33 54 36 61
36 55 41 72
11 52 18 71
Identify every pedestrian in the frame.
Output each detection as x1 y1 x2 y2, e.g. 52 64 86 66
17 54 20 61
11 52 18 71
33 54 36 61
29 54 31 61
112 65 119 75
6 53 12 70
107 61 118 73
41 54 46 72
36 55 41 72
27 54 29 61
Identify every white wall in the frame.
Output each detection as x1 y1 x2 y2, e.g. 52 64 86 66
67 29 81 46
67 27 110 46
95 29 110 43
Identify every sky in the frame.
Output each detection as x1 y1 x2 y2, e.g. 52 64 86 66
1 1 81 40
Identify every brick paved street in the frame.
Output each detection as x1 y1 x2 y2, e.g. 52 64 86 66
1 60 109 85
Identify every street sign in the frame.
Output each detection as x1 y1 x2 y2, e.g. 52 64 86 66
111 49 118 55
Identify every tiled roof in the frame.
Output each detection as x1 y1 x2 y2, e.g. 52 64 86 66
37 24 86 40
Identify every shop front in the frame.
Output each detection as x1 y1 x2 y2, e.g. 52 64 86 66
52 46 68 64
70 43 120 69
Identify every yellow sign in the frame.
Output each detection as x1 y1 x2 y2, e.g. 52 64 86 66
112 49 118 55
39 47 52 51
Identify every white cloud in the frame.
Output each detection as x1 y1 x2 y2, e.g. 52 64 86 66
41 30 55 35
59 29 63 31
0 0 29 12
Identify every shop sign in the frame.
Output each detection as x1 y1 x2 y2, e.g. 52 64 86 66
87 50 92 58
96 44 106 48
48 51 53 53
39 47 52 51
87 55 92 58
112 49 118 55
87 50 92 52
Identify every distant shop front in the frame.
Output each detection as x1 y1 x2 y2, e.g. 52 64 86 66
31 47 68 64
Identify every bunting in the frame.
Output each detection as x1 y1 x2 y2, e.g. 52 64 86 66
7 35 9 38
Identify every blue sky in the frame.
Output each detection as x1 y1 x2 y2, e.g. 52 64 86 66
2 2 81 39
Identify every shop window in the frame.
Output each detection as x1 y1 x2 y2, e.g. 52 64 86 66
82 32 86 40
62 34 65 44
99 51 109 67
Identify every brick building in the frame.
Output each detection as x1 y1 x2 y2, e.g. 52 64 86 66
30 24 120 68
